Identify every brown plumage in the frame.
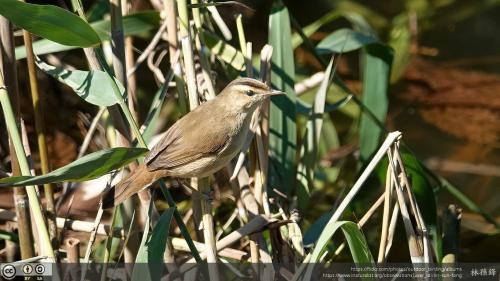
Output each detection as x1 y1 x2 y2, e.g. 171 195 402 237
102 78 284 208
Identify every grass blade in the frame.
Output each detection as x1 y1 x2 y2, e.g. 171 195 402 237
268 0 297 198
15 11 161 59
359 43 392 161
0 147 148 186
0 0 100 47
132 207 175 281
35 57 125 107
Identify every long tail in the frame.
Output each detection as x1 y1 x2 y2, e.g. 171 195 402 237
102 164 165 209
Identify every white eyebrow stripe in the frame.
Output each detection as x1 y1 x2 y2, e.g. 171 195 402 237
232 84 256 92
231 84 268 93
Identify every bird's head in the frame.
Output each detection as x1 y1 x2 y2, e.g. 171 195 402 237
220 78 285 112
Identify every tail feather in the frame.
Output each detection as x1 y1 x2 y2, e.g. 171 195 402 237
102 164 164 209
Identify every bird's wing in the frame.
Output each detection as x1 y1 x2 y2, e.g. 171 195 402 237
144 105 231 172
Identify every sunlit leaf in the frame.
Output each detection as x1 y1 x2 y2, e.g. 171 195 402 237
203 31 246 71
316 28 378 54
0 0 100 47
0 148 148 187
35 58 125 106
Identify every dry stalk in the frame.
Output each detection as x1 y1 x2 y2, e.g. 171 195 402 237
66 238 80 263
178 215 273 273
0 71 55 261
206 4 232 40
378 163 394 262
127 18 169 77
393 141 434 262
0 15 35 259
333 193 385 257
321 132 402 231
22 28 57 248
385 202 400 258
387 147 423 263
295 71 325 95
65 238 81 281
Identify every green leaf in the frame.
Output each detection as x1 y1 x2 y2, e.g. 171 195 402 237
304 221 374 279
291 10 342 49
202 31 246 71
0 148 148 187
0 0 100 47
15 11 161 59
296 95 352 115
316 28 378 54
132 208 175 281
92 10 160 41
268 1 297 198
316 28 392 162
0 229 19 242
303 210 334 246
297 57 335 209
35 58 125 106
359 44 392 162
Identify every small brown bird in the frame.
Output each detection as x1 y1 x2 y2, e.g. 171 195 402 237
102 78 284 208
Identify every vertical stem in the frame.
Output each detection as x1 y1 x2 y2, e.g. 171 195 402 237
66 238 80 263
377 164 393 262
110 0 126 88
164 0 189 114
66 238 81 281
178 2 218 274
191 0 216 99
22 29 57 249
0 72 55 260
111 0 143 262
0 15 35 259
236 14 246 55
199 178 219 280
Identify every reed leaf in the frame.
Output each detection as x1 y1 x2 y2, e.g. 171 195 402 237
316 28 392 162
0 0 100 47
304 221 374 279
203 31 246 71
296 57 334 209
268 0 297 197
15 11 161 59
359 43 392 162
0 148 148 187
35 58 125 106
132 207 175 281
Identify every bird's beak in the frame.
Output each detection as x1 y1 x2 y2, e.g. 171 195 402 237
269 90 286 96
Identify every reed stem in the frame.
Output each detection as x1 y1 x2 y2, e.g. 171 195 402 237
0 71 55 260
22 29 57 249
0 16 35 259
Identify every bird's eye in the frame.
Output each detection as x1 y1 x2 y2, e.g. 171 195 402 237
245 90 254 96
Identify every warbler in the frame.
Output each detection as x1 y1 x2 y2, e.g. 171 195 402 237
102 78 284 208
